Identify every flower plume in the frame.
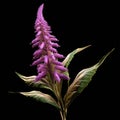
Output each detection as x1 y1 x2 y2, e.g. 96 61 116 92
31 4 69 82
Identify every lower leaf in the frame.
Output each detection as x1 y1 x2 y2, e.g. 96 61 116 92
20 90 61 110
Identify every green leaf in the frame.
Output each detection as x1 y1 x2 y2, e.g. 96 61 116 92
62 45 91 68
15 72 53 91
15 72 36 82
64 48 115 108
20 90 60 110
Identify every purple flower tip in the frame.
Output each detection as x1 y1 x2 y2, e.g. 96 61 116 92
31 3 69 82
37 3 44 21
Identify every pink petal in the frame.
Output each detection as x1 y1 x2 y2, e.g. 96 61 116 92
39 42 45 49
32 41 39 48
37 4 44 21
32 57 44 66
54 53 64 58
55 65 67 72
53 72 61 82
52 60 63 65
58 73 70 80
35 71 46 81
44 55 48 64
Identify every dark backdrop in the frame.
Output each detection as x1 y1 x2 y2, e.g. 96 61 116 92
7 0 119 120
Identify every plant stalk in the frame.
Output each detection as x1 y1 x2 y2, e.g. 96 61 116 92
60 108 67 120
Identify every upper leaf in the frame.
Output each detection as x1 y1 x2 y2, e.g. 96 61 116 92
64 48 115 108
62 45 91 68
20 90 60 110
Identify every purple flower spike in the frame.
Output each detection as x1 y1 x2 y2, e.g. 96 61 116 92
31 4 69 82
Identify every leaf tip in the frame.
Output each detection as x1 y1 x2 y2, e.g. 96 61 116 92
76 45 91 53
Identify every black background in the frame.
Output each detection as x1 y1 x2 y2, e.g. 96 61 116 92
7 0 119 120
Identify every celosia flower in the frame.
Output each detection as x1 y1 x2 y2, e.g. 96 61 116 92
12 3 114 120
31 4 69 82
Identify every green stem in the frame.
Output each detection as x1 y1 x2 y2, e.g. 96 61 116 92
52 79 67 120
58 94 67 120
60 108 67 120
